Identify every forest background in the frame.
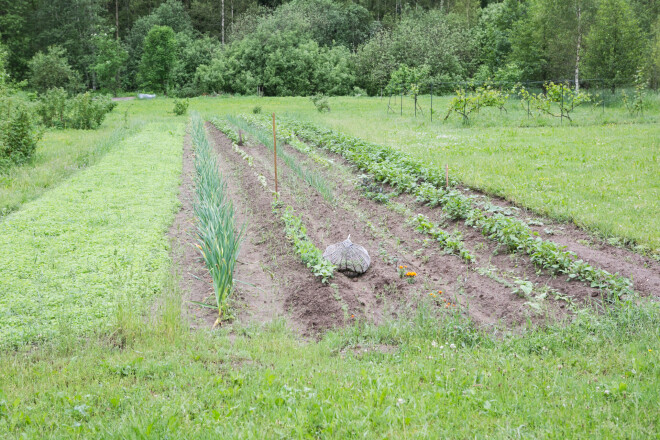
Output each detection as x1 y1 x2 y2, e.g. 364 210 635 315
1 0 659 98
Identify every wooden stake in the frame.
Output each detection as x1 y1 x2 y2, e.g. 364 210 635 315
272 113 278 196
445 164 449 188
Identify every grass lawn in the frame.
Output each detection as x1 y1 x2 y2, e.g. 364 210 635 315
1 300 658 438
0 120 184 348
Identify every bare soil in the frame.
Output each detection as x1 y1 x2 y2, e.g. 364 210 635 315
172 120 658 337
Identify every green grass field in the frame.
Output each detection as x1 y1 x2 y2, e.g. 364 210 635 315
0 96 658 438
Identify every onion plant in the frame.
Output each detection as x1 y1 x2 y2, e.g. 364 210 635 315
190 112 244 326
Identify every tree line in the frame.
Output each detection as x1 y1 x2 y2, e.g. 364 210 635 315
1 0 659 96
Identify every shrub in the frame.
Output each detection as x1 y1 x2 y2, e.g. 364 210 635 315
0 98 42 167
310 93 330 112
252 105 262 114
36 87 68 128
172 98 189 115
68 93 116 130
28 46 82 94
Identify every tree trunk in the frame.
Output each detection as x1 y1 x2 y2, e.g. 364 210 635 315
574 4 582 92
115 0 119 40
221 0 225 46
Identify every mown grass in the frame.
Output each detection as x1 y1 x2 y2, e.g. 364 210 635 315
187 94 659 252
1 292 658 438
0 111 135 217
0 120 184 348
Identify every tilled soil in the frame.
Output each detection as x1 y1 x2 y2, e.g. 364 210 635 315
175 120 658 336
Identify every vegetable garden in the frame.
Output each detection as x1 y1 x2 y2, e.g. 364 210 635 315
175 110 659 333
0 97 658 438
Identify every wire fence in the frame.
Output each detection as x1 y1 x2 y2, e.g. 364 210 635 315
382 78 658 122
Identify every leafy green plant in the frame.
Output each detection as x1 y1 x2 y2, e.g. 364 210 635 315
68 92 116 129
0 98 42 168
252 106 262 114
621 70 646 116
276 202 335 283
172 98 189 116
191 113 244 326
276 117 634 300
310 93 330 112
226 115 335 202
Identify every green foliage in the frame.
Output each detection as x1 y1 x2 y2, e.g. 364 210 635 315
36 87 68 128
191 113 244 323
0 121 183 348
444 83 509 124
252 105 262 114
522 82 593 121
138 26 177 94
413 213 475 262
310 93 330 113
584 0 644 88
172 98 189 116
194 56 225 95
37 91 116 130
276 203 335 283
28 45 81 93
92 33 128 97
170 34 220 97
206 30 355 96
355 11 477 95
124 0 195 90
0 97 42 168
387 64 430 96
0 42 8 94
227 114 334 201
277 117 635 299
621 70 647 115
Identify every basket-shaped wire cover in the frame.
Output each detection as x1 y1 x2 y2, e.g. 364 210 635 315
323 235 370 277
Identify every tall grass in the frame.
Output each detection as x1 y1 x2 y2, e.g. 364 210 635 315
190 113 244 326
225 114 335 202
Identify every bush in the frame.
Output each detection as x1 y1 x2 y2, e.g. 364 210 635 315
252 105 262 114
0 98 42 168
310 93 330 112
172 98 189 115
36 87 68 128
28 46 82 94
68 93 116 129
36 91 116 130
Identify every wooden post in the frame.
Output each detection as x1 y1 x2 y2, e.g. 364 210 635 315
445 164 449 188
272 113 278 196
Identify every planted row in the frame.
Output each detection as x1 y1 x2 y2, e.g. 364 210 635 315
191 113 244 326
275 202 336 284
226 115 334 202
208 117 254 166
277 118 633 300
239 113 332 168
208 115 335 284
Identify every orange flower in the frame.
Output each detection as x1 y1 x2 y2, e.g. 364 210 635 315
399 265 404 269
351 314 355 318
405 271 417 277
438 290 443 294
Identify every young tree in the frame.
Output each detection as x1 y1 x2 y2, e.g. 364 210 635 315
92 33 128 97
28 46 81 93
584 0 644 90
138 25 177 94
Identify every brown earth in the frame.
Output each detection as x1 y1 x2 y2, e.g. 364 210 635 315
172 119 657 337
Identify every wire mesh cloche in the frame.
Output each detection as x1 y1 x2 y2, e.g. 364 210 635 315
323 235 370 277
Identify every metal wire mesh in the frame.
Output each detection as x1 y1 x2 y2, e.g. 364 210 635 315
323 235 370 277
